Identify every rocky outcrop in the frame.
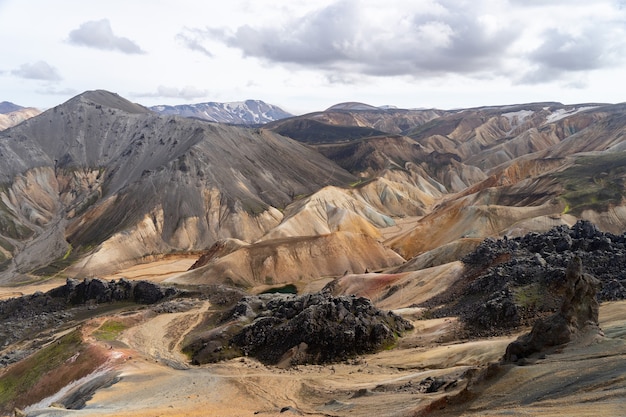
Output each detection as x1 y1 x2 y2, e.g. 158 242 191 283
0 278 181 355
423 221 626 335
47 277 179 305
504 256 602 362
186 292 413 366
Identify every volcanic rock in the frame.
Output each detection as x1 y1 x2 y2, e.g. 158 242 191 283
504 256 602 362
423 221 626 335
0 278 181 353
188 292 413 366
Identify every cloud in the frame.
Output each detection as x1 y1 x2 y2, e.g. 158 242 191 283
12 61 62 81
68 19 144 54
520 25 626 84
201 0 518 79
176 28 213 57
189 0 626 85
132 85 209 101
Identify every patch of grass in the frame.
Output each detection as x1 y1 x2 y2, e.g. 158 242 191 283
62 244 73 261
0 329 97 412
93 320 128 342
32 248 78 277
260 284 298 294
555 152 626 215
514 284 542 308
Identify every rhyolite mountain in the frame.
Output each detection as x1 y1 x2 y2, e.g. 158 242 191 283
150 99 292 125
3 90 626 290
0 101 40 130
0 90 354 282
0 101 24 114
4 91 626 416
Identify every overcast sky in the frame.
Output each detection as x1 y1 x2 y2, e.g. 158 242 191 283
1 0 625 114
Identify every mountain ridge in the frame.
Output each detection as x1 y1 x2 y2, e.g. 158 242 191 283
150 99 292 125
0 90 355 282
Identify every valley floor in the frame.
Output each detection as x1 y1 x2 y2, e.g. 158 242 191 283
3 252 626 417
21 295 626 417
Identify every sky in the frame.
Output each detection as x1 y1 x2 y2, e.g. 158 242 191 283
1 0 625 115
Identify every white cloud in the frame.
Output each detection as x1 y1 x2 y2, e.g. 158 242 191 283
68 19 144 54
12 61 62 81
1 0 625 111
185 0 626 85
176 28 213 58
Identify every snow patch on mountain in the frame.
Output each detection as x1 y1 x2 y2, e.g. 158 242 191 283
545 106 600 124
150 100 292 125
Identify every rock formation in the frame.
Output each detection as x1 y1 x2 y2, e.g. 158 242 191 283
185 291 413 366
0 278 181 355
504 256 602 362
422 221 626 335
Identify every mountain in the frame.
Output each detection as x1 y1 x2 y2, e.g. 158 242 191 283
0 103 41 130
0 101 24 114
150 99 292 125
266 105 445 138
326 101 381 111
0 90 354 282
4 92 626 416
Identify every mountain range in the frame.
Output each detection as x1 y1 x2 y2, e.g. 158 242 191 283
2 91 626 284
2 90 626 416
149 99 292 124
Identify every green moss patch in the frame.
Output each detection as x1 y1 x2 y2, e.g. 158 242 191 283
93 320 128 342
554 152 626 215
260 284 298 294
0 329 107 412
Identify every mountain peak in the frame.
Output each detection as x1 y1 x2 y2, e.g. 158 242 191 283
70 90 150 114
0 101 24 114
326 102 380 111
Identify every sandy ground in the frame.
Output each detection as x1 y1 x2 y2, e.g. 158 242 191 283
22 299 626 417
101 256 199 283
13 257 626 417
0 278 66 300
0 256 198 300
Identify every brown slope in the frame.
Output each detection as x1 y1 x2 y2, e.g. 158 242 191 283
324 261 465 310
313 134 425 176
408 103 604 169
0 107 41 130
168 231 405 288
266 107 445 137
388 147 626 261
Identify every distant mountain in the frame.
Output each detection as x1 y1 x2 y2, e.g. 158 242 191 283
0 101 23 114
326 102 381 111
150 99 292 125
0 107 41 130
